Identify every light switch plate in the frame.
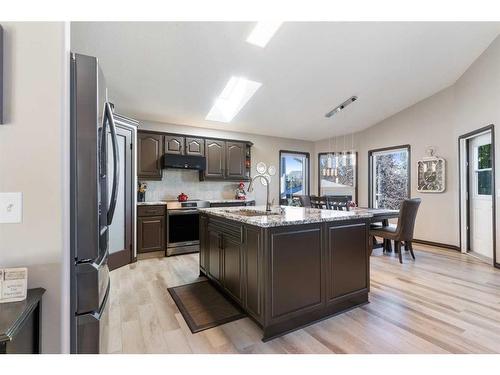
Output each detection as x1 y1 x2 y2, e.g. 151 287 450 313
0 192 23 223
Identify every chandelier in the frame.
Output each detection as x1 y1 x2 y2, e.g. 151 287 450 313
322 134 339 182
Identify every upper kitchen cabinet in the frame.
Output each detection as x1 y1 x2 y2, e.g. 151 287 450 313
138 132 163 180
203 139 251 181
164 135 185 155
137 130 252 181
226 141 247 180
205 139 226 178
185 137 205 156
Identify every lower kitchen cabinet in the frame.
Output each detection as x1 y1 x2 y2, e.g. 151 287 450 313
201 217 259 321
199 215 209 273
137 215 165 254
208 230 222 280
222 235 243 302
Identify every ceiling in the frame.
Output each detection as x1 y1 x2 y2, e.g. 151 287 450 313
71 22 500 141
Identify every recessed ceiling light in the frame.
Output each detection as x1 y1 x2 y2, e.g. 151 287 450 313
325 96 358 118
206 77 262 123
246 22 283 48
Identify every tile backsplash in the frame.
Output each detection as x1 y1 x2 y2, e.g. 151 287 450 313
140 169 254 201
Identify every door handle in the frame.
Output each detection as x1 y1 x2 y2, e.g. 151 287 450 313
105 102 120 225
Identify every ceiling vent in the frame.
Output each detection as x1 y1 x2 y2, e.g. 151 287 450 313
325 96 358 118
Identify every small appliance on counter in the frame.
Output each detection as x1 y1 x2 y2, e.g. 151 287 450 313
177 192 188 202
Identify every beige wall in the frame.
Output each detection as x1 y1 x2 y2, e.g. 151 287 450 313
140 121 315 206
315 35 500 263
0 22 68 353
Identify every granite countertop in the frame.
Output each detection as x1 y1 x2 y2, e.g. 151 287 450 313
208 199 255 204
198 205 373 228
137 201 168 206
137 199 255 206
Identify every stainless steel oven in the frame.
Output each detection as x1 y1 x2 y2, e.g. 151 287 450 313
166 200 209 256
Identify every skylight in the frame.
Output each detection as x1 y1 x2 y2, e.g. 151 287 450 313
206 77 262 123
246 22 283 48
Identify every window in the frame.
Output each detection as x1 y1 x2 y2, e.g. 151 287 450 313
279 151 310 204
475 143 492 196
369 145 410 209
318 152 357 202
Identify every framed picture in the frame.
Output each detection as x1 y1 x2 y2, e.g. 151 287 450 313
417 157 446 193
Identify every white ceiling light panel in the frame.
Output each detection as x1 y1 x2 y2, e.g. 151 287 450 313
206 77 262 123
246 22 283 48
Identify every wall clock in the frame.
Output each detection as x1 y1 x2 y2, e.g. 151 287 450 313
417 147 446 193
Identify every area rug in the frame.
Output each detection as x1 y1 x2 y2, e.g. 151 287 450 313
167 280 246 333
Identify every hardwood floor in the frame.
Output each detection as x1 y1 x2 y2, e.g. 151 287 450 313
104 246 500 354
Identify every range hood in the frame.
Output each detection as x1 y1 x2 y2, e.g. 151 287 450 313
163 154 206 171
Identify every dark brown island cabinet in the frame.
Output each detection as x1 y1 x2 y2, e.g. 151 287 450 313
0 288 45 354
137 130 252 181
199 213 371 341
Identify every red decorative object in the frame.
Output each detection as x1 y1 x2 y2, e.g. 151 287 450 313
235 182 246 200
177 192 188 202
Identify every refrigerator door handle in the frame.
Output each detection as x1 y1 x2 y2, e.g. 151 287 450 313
105 102 120 225
92 279 110 320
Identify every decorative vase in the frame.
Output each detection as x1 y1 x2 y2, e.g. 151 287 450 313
138 191 145 202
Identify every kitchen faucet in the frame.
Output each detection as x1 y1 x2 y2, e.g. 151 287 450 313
247 175 271 212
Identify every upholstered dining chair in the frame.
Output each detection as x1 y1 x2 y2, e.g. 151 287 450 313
369 198 422 264
310 195 327 209
326 196 350 211
298 195 312 208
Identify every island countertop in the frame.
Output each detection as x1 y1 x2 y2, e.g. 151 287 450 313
198 205 373 227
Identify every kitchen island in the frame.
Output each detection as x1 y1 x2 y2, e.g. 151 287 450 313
198 205 373 341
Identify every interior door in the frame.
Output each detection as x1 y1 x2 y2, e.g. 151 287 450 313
107 125 133 270
468 132 493 259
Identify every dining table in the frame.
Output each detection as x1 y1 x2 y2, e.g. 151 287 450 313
350 207 400 252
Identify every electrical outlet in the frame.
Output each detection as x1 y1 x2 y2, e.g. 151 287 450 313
0 192 23 224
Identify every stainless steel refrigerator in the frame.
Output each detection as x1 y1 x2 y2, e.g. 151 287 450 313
70 53 119 353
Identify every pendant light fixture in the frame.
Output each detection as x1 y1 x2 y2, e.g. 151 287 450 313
350 132 357 168
322 132 336 178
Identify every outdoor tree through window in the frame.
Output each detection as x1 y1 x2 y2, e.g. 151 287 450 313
369 146 410 209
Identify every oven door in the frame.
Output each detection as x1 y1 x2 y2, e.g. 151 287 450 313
167 209 200 247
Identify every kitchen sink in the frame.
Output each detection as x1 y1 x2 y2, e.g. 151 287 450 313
226 209 282 217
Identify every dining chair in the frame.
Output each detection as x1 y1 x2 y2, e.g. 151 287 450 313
297 195 312 208
325 196 350 211
310 195 327 209
369 198 421 263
